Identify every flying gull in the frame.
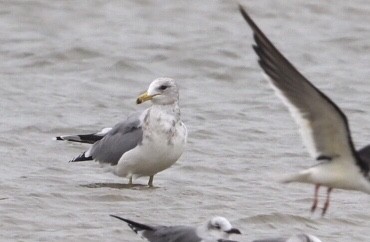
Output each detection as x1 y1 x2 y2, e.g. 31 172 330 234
239 5 370 215
55 77 187 187
253 233 322 242
110 215 241 242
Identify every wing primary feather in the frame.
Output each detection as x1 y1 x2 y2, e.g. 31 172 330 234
239 4 370 175
110 215 154 233
55 133 105 144
69 152 93 162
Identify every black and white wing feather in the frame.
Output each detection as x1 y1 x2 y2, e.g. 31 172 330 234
239 6 357 163
55 127 111 144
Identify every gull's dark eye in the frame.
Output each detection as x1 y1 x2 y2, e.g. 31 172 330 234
214 224 221 230
159 85 168 90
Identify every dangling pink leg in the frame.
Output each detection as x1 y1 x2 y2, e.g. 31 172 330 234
322 187 333 216
311 184 320 213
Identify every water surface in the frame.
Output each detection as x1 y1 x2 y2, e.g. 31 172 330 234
1 1 370 241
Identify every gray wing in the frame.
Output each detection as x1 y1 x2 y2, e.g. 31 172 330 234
87 112 144 166
239 6 358 163
143 226 201 242
109 215 200 242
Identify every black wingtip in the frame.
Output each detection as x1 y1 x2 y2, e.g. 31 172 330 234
110 215 154 232
110 214 128 222
55 136 63 141
239 4 271 46
238 4 247 16
238 4 255 30
69 152 93 162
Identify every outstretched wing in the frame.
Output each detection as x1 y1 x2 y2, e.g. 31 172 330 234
239 5 357 163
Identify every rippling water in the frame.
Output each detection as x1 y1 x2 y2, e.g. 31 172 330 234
1 0 370 241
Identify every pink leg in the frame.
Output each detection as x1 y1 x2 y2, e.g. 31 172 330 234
322 187 333 216
311 184 320 213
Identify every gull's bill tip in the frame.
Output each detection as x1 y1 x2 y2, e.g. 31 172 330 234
136 91 156 104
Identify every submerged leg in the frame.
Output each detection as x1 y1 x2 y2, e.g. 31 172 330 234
322 187 333 216
128 176 133 185
311 184 320 213
148 176 154 187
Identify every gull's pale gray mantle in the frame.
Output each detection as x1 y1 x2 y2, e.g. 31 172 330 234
239 5 370 215
110 215 241 242
253 234 322 242
55 77 187 186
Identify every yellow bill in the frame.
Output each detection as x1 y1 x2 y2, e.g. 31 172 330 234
136 92 156 104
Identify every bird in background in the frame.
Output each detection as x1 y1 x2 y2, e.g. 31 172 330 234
239 5 370 215
110 215 241 242
55 77 187 187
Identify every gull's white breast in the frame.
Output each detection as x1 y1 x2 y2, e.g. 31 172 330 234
115 110 187 178
307 156 369 192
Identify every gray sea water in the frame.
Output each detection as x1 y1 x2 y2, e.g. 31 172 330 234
1 0 370 241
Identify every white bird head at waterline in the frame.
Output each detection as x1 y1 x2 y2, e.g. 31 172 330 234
239 5 370 216
201 216 242 240
55 77 187 187
137 78 179 105
109 215 241 242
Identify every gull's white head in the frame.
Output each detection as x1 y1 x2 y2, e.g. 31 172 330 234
136 77 179 105
205 216 241 239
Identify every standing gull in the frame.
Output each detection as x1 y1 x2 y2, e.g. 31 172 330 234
253 233 322 242
110 215 241 242
55 77 187 186
239 5 370 215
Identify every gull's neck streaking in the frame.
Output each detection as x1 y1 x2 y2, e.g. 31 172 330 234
150 101 181 122
143 102 181 134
